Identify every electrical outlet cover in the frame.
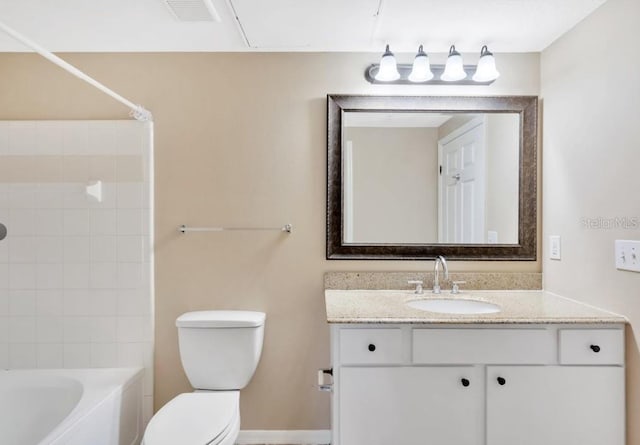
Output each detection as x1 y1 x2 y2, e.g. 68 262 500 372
549 235 561 260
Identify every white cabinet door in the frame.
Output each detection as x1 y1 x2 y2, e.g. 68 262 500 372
486 366 625 445
340 366 483 445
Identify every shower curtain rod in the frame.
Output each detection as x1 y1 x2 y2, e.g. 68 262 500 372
0 20 152 122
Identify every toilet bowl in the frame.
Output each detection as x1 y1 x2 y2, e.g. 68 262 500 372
142 392 239 445
142 310 265 445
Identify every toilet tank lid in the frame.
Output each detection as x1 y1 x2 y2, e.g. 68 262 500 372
176 310 266 328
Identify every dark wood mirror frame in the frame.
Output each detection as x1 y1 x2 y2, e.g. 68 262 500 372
326 95 538 261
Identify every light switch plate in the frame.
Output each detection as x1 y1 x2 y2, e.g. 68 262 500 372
615 240 640 272
549 235 561 260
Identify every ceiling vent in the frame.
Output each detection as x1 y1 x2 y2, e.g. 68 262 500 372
163 0 221 22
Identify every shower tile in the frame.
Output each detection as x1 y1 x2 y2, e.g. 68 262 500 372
0 290 8 316
0 318 8 342
90 343 118 367
117 342 144 366
117 316 151 342
62 184 88 209
63 317 92 343
9 185 37 209
9 290 36 316
62 156 90 182
117 209 143 235
8 317 36 343
90 209 117 235
35 209 64 236
0 263 8 288
87 123 117 155
63 123 89 155
64 236 91 263
8 122 36 155
118 263 143 289
117 236 143 263
36 263 64 289
36 317 63 343
88 290 118 316
36 290 63 316
117 290 150 316
0 122 8 155
9 343 36 368
63 263 90 289
9 209 35 236
8 237 36 263
90 317 117 343
0 343 8 369
35 186 64 210
36 123 65 156
91 236 117 262
8 264 36 289
117 183 144 209
36 237 64 263
90 263 118 289
63 209 90 236
37 343 63 368
63 343 91 368
0 185 9 208
89 156 117 182
63 290 91 316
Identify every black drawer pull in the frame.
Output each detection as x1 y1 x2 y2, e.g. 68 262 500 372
497 377 506 386
461 378 470 387
368 344 376 352
590 344 601 353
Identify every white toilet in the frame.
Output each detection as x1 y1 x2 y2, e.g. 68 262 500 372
142 310 266 445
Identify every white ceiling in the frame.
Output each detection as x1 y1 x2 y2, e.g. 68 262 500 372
0 0 607 52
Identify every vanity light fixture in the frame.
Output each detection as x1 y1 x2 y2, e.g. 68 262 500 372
374 44 401 81
408 45 434 82
441 45 467 82
472 45 500 82
365 44 499 86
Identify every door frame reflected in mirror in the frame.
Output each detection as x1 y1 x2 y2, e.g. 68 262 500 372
326 95 538 261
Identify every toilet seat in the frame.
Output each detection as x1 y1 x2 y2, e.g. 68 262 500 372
142 391 239 445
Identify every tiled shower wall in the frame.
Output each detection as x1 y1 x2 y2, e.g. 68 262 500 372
0 120 154 423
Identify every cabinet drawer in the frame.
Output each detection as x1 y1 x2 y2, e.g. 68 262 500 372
559 329 624 365
413 329 555 364
339 328 403 364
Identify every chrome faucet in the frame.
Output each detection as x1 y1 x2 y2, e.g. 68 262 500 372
432 255 449 294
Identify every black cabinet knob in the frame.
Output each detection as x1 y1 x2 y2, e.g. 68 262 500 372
590 344 601 353
368 344 376 352
461 378 470 387
497 377 506 386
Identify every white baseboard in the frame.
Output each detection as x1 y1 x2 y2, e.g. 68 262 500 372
236 430 331 444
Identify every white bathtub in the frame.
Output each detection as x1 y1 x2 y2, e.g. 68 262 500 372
0 368 144 445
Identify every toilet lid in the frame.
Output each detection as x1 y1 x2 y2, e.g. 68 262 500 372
144 392 239 445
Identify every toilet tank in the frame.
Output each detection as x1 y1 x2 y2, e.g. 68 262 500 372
176 311 266 390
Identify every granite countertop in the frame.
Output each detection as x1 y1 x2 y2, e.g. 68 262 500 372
325 289 627 324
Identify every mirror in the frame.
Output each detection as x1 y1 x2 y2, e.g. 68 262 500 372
327 95 537 260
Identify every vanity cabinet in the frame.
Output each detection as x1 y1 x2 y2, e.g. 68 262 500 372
330 325 625 445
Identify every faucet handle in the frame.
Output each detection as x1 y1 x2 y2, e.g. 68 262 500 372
408 280 424 294
451 281 466 294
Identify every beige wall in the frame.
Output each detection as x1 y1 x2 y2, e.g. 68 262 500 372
345 126 438 243
0 51 540 429
541 0 640 443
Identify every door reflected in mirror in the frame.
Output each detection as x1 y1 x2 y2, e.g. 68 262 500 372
343 112 520 245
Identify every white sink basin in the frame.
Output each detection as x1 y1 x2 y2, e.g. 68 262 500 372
406 298 501 315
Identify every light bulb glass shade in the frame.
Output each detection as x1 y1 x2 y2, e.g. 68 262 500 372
408 45 434 82
374 44 400 81
441 45 467 82
472 46 500 82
